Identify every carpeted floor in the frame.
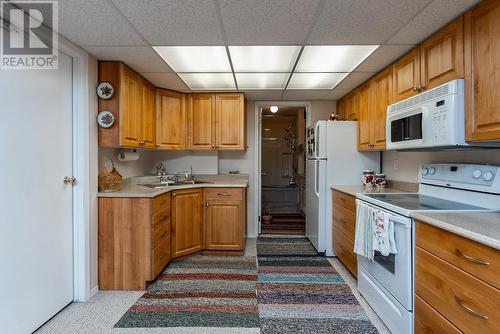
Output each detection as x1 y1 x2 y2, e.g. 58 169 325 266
257 237 379 334
260 214 306 235
115 256 259 329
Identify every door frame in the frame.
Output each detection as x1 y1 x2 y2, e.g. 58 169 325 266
253 101 312 235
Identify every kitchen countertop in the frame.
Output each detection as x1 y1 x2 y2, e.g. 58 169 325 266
331 185 415 197
411 211 500 250
98 175 249 198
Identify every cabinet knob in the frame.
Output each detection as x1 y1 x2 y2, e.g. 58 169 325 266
216 144 219 149
173 193 176 197
211 144 216 149
413 84 423 92
206 202 209 207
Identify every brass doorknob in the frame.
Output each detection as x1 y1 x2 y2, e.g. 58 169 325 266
63 176 77 185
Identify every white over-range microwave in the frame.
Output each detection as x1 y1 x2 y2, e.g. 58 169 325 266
386 79 468 150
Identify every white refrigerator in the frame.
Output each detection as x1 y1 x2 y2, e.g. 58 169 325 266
305 121 379 256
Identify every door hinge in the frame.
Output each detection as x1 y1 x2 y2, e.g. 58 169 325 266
258 215 261 222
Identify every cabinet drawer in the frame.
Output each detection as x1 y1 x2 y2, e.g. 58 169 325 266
152 193 171 213
415 294 461 334
152 208 170 231
205 188 243 201
333 190 356 212
416 246 500 334
152 219 170 248
152 237 170 279
416 221 500 289
333 203 355 240
333 226 357 277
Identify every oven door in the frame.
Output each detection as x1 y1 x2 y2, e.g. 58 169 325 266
357 203 413 310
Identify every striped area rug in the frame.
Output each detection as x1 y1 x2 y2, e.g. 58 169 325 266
257 237 379 334
115 256 259 328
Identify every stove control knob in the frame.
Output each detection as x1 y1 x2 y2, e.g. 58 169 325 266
422 168 429 176
472 169 482 179
483 171 494 182
429 167 436 175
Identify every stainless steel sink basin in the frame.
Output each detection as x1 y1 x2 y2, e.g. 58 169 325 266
139 180 211 188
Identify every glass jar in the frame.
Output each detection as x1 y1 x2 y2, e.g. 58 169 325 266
374 173 387 188
362 170 375 187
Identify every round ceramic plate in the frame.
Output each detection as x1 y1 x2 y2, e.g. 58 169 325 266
97 110 115 128
97 82 114 100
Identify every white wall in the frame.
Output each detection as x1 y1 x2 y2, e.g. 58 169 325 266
153 151 218 174
98 148 157 178
311 100 336 124
383 149 500 183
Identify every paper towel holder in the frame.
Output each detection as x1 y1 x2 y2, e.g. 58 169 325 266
119 149 137 160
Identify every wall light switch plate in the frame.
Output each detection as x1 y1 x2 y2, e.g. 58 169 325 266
394 159 399 170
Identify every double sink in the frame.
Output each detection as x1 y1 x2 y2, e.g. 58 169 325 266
139 180 211 189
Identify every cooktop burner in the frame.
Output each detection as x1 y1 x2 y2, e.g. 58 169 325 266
362 193 487 211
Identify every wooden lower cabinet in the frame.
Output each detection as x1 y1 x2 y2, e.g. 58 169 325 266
205 188 246 252
415 221 500 333
98 193 171 290
171 188 205 258
332 190 357 277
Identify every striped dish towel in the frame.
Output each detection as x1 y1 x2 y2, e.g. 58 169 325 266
354 200 374 261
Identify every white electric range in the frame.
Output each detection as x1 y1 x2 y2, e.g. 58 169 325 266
355 163 500 334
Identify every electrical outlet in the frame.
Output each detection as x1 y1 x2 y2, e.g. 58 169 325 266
394 159 399 170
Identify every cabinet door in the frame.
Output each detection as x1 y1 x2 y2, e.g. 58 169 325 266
188 94 216 150
357 81 372 151
171 188 204 258
119 65 142 147
156 89 186 150
141 81 156 148
205 200 244 251
465 0 500 141
371 67 394 150
393 48 421 102
421 17 464 90
345 90 358 120
216 93 245 150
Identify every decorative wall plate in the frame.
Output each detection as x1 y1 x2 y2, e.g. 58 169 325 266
97 110 115 128
97 82 114 100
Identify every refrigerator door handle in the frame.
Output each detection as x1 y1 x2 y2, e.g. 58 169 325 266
314 160 320 198
315 122 320 158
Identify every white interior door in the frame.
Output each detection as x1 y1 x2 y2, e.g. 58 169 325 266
0 52 74 333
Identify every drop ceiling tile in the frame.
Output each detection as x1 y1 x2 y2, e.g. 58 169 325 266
242 90 284 101
335 72 375 90
218 0 321 45
388 0 480 44
354 44 415 72
56 0 147 46
282 90 331 100
111 0 224 45
326 89 352 100
309 0 431 44
84 47 174 73
140 73 190 91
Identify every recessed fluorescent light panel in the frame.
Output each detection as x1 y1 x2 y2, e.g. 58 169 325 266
287 73 349 89
229 46 300 72
177 73 235 90
295 45 379 72
153 46 231 72
235 73 290 89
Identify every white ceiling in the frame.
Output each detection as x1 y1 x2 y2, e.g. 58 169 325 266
54 0 480 100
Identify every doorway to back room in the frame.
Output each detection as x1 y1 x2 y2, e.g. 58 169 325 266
260 106 306 236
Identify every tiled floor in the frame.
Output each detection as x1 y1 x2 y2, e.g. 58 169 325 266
36 238 389 334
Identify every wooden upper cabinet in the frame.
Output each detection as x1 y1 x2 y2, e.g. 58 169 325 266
336 98 346 120
216 93 245 150
421 17 464 90
156 89 186 150
188 93 216 150
465 0 500 142
119 65 142 147
371 67 394 150
171 188 204 258
345 90 358 120
393 47 421 102
357 81 372 151
98 62 156 148
141 81 156 149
